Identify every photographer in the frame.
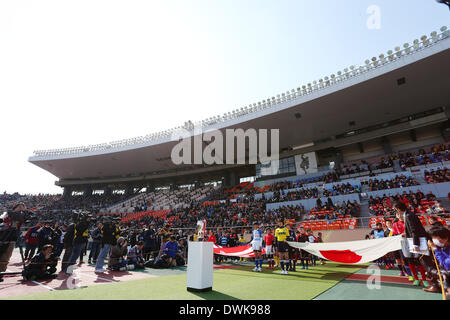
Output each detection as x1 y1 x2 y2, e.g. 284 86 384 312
37 220 56 250
61 221 75 273
127 240 145 269
22 244 58 281
88 221 102 264
24 221 42 261
66 212 90 274
141 226 157 261
95 217 119 273
145 254 171 269
54 224 67 258
108 237 128 271
0 203 28 275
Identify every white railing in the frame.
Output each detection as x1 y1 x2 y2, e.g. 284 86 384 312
32 27 450 158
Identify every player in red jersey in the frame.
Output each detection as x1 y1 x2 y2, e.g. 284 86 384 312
264 229 275 269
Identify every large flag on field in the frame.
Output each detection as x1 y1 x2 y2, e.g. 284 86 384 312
213 244 266 258
288 236 402 264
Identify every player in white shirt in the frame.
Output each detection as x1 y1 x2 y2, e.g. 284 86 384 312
308 229 317 267
251 223 263 272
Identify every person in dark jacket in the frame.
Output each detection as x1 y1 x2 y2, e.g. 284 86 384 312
24 222 41 261
141 227 156 261
95 218 119 273
394 201 430 287
88 221 102 264
297 227 310 270
52 222 63 257
54 224 66 258
61 223 75 272
108 237 128 271
145 254 171 269
37 221 55 250
128 229 138 248
127 241 145 269
22 244 58 281
66 216 90 273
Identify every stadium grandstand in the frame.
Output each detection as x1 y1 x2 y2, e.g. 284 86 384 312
1 25 450 301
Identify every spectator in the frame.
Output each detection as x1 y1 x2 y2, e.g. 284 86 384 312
426 226 450 298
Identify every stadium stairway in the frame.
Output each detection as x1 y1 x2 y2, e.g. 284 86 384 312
393 159 402 173
356 198 371 229
412 172 427 185
360 184 370 193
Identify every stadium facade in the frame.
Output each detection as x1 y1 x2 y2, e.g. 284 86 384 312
29 27 450 197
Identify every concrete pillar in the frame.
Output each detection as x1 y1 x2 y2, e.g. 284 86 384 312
104 187 112 197
358 142 364 154
194 181 203 189
223 171 238 188
381 136 392 155
410 129 417 142
84 186 93 197
441 120 450 142
63 186 73 198
125 185 133 196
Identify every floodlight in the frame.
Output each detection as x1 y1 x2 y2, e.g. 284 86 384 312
371 57 378 67
431 31 438 42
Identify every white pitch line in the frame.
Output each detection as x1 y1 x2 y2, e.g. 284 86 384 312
79 272 118 283
31 281 55 291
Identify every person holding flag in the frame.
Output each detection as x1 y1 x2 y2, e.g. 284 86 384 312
264 228 275 269
251 223 263 272
286 224 298 271
275 220 290 275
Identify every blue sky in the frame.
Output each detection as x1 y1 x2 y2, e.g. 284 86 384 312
0 0 448 194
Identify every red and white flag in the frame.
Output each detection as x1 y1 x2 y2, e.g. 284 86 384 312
288 236 402 264
213 244 266 258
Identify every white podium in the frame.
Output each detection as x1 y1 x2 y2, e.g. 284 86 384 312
186 241 213 292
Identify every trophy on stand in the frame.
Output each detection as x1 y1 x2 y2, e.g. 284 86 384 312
187 219 213 292
195 220 206 242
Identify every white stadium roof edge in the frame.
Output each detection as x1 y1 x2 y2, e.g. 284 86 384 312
28 27 450 186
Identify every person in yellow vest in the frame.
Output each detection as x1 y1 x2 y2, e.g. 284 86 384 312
275 220 290 275
158 225 172 258
65 214 90 274
238 234 247 262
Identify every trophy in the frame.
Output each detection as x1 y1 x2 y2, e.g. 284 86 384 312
196 220 206 242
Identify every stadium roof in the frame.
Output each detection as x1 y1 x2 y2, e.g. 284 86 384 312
29 27 450 186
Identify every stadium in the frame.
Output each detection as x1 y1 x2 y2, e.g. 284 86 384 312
1 4 450 304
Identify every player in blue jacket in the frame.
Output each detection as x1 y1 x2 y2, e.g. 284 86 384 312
251 223 263 272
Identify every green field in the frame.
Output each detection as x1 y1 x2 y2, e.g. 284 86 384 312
5 263 363 300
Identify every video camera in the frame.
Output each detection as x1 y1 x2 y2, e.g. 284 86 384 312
72 210 93 224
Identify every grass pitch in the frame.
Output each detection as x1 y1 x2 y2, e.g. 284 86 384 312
5 262 363 300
